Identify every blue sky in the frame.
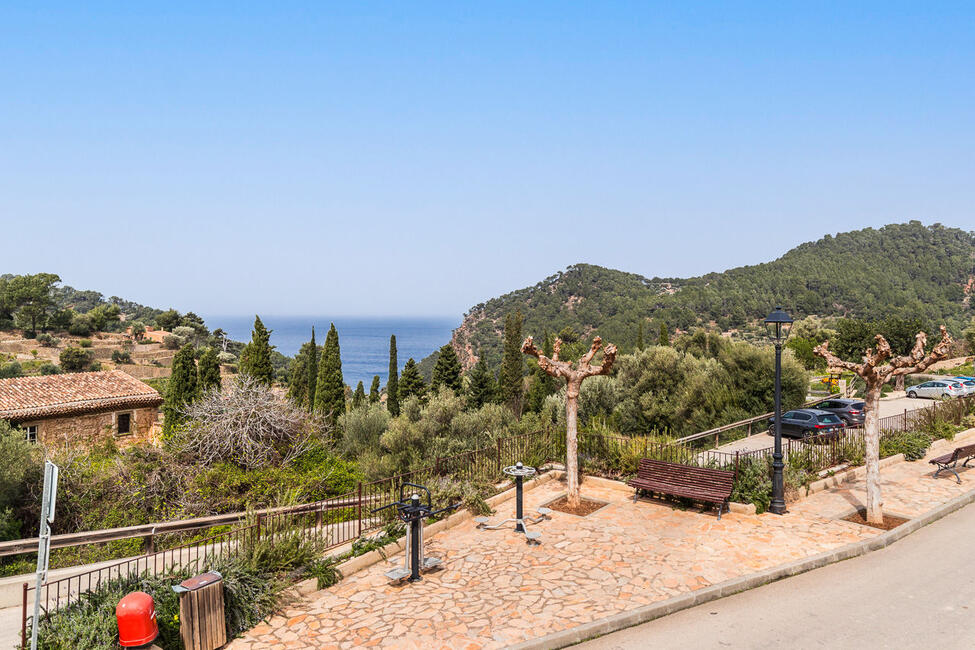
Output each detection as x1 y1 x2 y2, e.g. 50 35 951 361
2 3 973 317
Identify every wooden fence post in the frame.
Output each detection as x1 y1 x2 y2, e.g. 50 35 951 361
142 533 155 555
497 438 502 472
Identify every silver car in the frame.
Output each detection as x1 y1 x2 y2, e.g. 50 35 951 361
950 377 975 396
907 380 964 400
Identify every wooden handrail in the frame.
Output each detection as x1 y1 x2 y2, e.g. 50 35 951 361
672 394 842 444
0 495 376 558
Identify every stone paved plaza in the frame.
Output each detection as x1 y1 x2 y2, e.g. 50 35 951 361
229 434 975 649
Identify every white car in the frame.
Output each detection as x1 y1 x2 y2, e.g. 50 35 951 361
907 380 965 400
950 377 975 396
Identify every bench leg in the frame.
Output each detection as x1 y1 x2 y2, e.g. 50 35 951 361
933 463 962 484
963 456 975 468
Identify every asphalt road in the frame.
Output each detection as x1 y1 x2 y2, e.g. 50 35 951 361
578 500 975 650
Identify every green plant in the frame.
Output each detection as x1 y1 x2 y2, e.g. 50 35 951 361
305 556 342 589
111 349 132 364
880 430 932 461
78 338 92 348
59 347 95 372
730 458 772 514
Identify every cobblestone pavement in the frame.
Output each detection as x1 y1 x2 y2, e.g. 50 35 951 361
229 433 975 649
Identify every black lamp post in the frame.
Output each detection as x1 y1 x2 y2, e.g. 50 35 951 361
765 306 793 515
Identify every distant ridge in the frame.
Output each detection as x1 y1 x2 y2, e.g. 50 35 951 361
426 221 975 372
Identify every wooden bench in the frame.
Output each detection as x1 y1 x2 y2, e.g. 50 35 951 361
627 458 735 519
928 443 975 483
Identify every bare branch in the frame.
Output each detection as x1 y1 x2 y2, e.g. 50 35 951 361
583 343 618 378
552 338 562 362
813 340 862 374
579 336 603 366
521 336 571 379
891 326 953 376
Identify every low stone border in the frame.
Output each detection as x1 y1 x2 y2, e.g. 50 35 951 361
510 484 975 650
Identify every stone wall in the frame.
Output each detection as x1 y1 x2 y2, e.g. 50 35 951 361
23 406 161 449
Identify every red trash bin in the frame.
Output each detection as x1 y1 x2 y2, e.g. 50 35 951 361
116 591 159 647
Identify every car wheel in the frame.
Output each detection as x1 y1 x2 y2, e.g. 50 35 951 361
908 391 917 399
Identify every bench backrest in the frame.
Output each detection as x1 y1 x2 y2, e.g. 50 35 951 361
636 458 734 490
951 443 975 461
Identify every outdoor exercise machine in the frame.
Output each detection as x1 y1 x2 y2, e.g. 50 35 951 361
475 462 550 544
371 482 459 583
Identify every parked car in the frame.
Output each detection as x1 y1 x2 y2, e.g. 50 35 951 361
768 408 845 439
906 380 964 400
950 377 975 396
815 398 866 426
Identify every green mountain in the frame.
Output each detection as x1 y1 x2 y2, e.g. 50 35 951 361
436 222 974 371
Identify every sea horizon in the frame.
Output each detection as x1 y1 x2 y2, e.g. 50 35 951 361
201 314 458 388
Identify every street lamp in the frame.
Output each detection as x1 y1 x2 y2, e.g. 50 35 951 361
765 306 793 515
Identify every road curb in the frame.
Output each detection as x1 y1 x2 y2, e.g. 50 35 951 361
510 485 975 650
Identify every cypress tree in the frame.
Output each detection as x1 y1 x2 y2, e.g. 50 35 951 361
398 358 426 402
307 327 318 411
369 375 381 403
466 356 495 409
197 346 222 393
239 315 274 385
524 334 558 413
498 311 524 415
164 343 199 434
352 381 366 408
658 322 670 346
386 335 400 416
636 321 645 351
430 344 463 394
315 323 345 425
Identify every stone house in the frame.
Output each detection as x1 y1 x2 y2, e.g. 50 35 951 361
0 370 163 447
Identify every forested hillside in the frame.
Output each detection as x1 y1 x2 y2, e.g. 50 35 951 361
441 222 974 370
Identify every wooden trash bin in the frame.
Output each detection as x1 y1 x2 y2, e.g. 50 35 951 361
172 571 226 650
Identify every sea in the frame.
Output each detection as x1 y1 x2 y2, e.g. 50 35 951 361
200 315 457 388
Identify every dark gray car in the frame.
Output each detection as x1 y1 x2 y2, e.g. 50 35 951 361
768 408 844 439
815 398 866 426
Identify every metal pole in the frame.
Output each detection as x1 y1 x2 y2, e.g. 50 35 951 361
770 342 786 515
515 475 524 532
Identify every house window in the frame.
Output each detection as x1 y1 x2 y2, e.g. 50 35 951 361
25 426 37 443
116 412 132 436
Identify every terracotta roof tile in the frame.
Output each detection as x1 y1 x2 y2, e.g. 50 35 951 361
0 370 163 420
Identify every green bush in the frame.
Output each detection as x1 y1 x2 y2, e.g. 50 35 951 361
67 313 93 337
110 349 132 364
0 361 23 378
78 339 92 348
59 347 95 372
880 430 932 461
730 458 772 514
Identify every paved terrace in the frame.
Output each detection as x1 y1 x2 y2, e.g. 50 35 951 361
230 433 975 650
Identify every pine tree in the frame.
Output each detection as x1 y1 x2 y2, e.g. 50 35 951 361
658 322 670 346
430 344 463 394
386 335 400 416
498 311 525 415
197 346 221 393
636 321 645 351
239 316 274 385
369 375 381 403
466 356 495 409
315 323 345 425
164 343 199 434
307 327 318 411
352 381 366 408
398 358 426 401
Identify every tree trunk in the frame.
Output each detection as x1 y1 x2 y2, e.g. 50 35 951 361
863 384 884 524
894 374 905 392
565 378 581 508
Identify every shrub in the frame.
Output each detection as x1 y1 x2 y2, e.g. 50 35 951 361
67 313 93 337
38 362 60 375
217 351 237 364
172 376 328 469
59 347 95 372
162 334 183 350
880 430 932 461
730 457 771 514
110 349 132 364
0 361 23 379
78 338 92 348
37 332 59 347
